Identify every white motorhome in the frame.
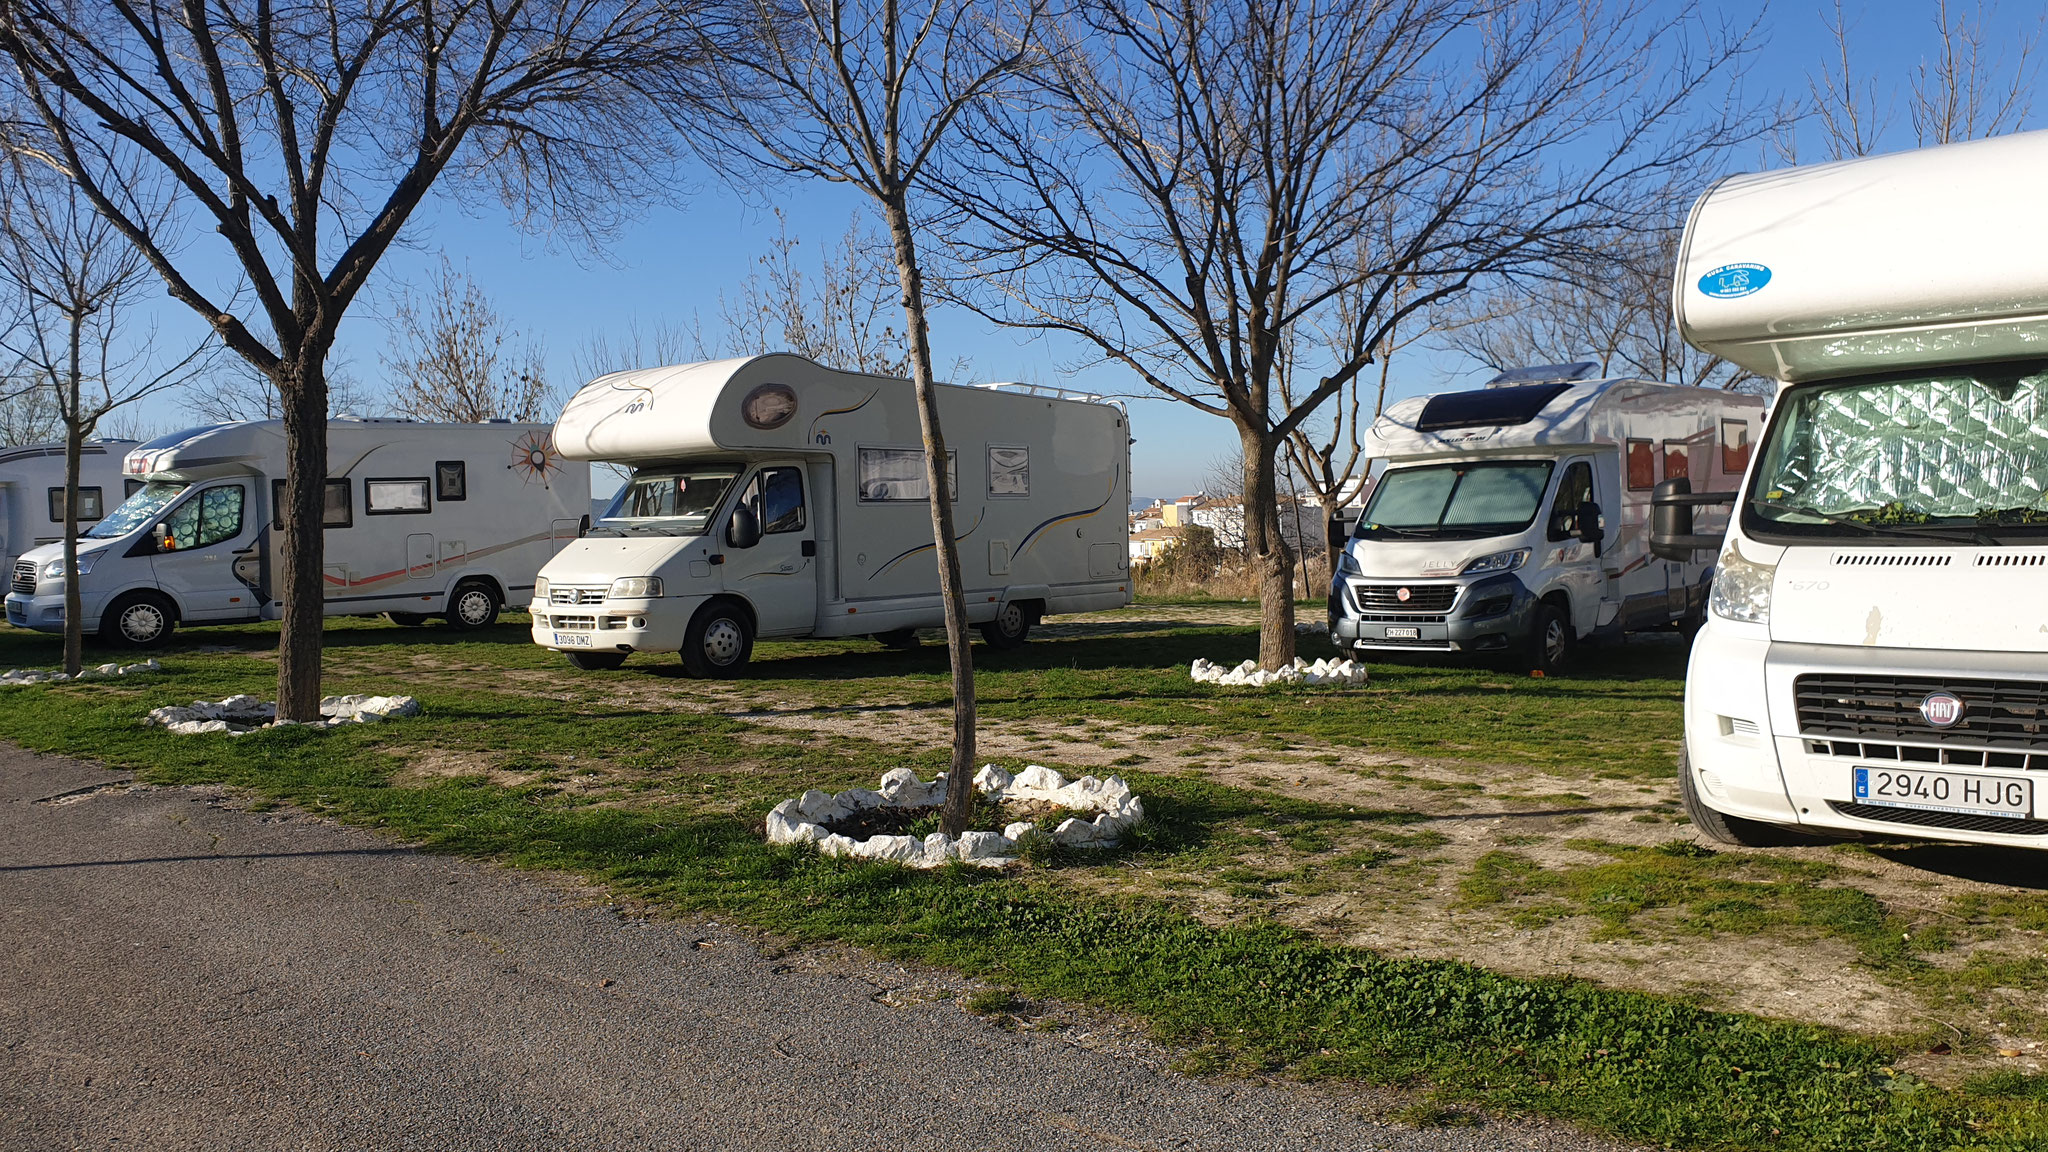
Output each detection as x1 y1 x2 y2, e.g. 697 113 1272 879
1330 364 1763 673
536 354 1132 675
4 418 588 646
1662 128 2048 851
0 439 141 574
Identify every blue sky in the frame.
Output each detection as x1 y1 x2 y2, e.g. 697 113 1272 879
116 0 2033 501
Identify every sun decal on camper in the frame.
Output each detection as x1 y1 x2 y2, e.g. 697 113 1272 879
507 429 564 488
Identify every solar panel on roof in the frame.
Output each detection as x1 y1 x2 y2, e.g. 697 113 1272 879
1414 382 1576 431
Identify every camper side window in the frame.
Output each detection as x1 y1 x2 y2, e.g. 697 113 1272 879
47 487 103 523
858 447 957 503
740 467 807 534
1662 440 1690 482
365 478 430 515
1626 439 1655 490
1547 462 1595 541
161 485 244 550
124 479 144 499
436 461 466 501
988 446 1029 496
1720 420 1751 474
270 479 353 529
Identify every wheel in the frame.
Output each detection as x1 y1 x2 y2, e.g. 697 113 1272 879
385 611 430 627
680 602 753 678
100 591 177 649
873 628 920 650
978 601 1032 649
1526 601 1572 675
444 581 499 630
566 651 627 671
1677 746 1828 847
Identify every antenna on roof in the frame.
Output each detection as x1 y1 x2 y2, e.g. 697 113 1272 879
1484 361 1600 389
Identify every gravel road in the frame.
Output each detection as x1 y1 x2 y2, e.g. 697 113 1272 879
0 745 1634 1152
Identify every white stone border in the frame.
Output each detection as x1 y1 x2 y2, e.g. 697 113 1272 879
1189 656 1367 687
145 693 422 736
765 764 1146 868
0 659 160 686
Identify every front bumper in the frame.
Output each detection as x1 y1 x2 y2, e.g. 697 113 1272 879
1326 572 1538 655
529 596 697 655
1684 623 2048 848
5 588 97 633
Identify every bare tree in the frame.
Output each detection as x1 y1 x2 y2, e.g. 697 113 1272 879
0 0 736 718
575 316 705 381
383 257 553 423
706 0 1041 837
717 211 912 376
1809 0 2039 161
187 359 376 424
0 153 210 673
1441 221 1764 393
950 0 1769 669
0 380 57 443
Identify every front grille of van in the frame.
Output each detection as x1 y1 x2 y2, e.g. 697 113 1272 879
1802 739 2048 771
547 614 597 630
1794 673 2048 750
549 586 606 605
1350 583 1457 614
1827 801 2048 837
11 561 35 594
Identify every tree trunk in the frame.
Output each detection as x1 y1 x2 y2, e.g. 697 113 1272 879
1240 425 1297 669
60 419 83 677
274 356 329 721
882 195 977 839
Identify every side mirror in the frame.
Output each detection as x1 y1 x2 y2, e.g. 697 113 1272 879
1650 477 1740 561
153 522 172 552
578 513 591 538
1576 500 1605 545
726 505 761 550
1327 510 1357 551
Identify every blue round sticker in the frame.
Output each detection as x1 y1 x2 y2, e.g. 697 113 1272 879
1698 262 1771 299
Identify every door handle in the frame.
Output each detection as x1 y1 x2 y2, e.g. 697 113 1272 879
801 540 816 557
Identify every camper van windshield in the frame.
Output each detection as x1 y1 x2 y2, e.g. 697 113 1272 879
1747 367 2048 541
85 481 187 539
1355 461 1555 540
594 468 740 535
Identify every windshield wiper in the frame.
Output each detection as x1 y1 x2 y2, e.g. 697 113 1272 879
1770 504 1994 546
1360 523 1435 538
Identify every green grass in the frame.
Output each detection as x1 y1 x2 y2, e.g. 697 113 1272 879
0 618 2045 1149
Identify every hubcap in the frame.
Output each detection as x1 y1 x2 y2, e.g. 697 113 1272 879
457 590 492 625
703 618 744 664
1543 620 1567 665
998 604 1022 635
121 604 164 642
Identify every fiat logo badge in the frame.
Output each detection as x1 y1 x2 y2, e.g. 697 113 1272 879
1396 587 1412 602
1919 692 1965 728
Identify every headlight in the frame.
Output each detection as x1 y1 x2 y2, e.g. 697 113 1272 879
1460 548 1529 575
40 553 97 579
534 577 550 599
1336 549 1362 577
1709 540 1775 624
608 577 663 599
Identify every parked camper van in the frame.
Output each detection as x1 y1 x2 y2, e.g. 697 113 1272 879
1329 364 1763 673
4 418 588 646
536 355 1132 675
1658 129 2048 852
0 439 140 575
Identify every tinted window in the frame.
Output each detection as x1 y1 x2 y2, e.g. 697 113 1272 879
48 487 103 523
1548 462 1595 540
162 485 245 550
741 467 807 534
365 479 430 514
271 479 353 529
437 461 466 501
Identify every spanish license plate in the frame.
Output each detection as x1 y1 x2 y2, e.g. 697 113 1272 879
1383 626 1420 639
1852 766 2033 820
553 631 594 648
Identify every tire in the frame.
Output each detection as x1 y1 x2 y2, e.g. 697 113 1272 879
1677 746 1827 847
566 651 628 671
1526 601 1572 675
100 591 177 649
680 601 753 678
385 611 431 627
444 581 499 630
873 628 920 650
978 601 1032 649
